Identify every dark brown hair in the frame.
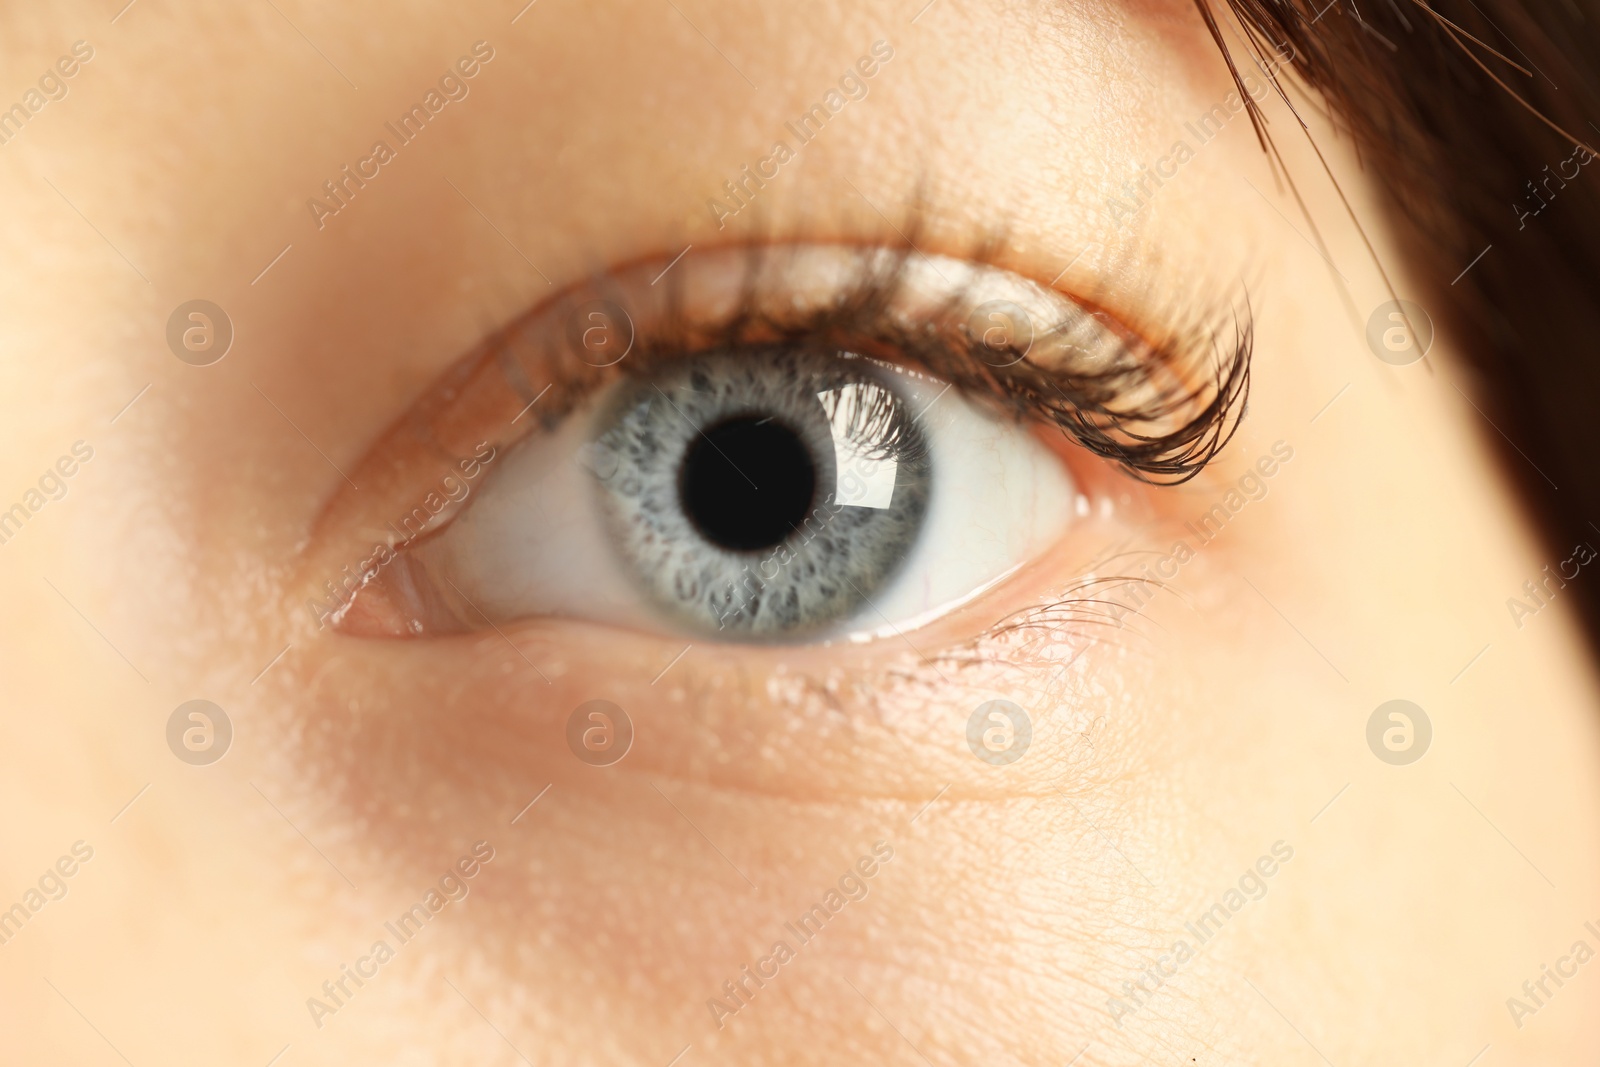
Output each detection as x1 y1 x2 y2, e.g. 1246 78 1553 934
1202 0 1600 640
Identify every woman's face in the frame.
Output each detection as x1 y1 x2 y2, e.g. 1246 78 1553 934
5 1 1599 1063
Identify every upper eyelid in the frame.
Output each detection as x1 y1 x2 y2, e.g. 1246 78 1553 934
331 242 1100 473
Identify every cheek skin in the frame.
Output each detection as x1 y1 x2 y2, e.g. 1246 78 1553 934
254 501 1189 1058
255 499 1343 1065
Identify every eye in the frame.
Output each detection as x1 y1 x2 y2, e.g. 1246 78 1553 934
318 243 1244 642
415 345 1073 640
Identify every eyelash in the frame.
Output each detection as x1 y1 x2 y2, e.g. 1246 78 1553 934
487 239 1252 486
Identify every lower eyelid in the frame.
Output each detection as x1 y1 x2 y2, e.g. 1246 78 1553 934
292 551 1138 802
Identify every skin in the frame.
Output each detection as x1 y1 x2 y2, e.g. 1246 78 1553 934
1 1 1597 1064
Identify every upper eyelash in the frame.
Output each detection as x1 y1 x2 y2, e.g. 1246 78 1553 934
502 237 1251 485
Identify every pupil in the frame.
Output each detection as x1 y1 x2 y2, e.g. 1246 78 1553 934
680 414 817 552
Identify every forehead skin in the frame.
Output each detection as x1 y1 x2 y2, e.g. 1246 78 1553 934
1 1 1598 1065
